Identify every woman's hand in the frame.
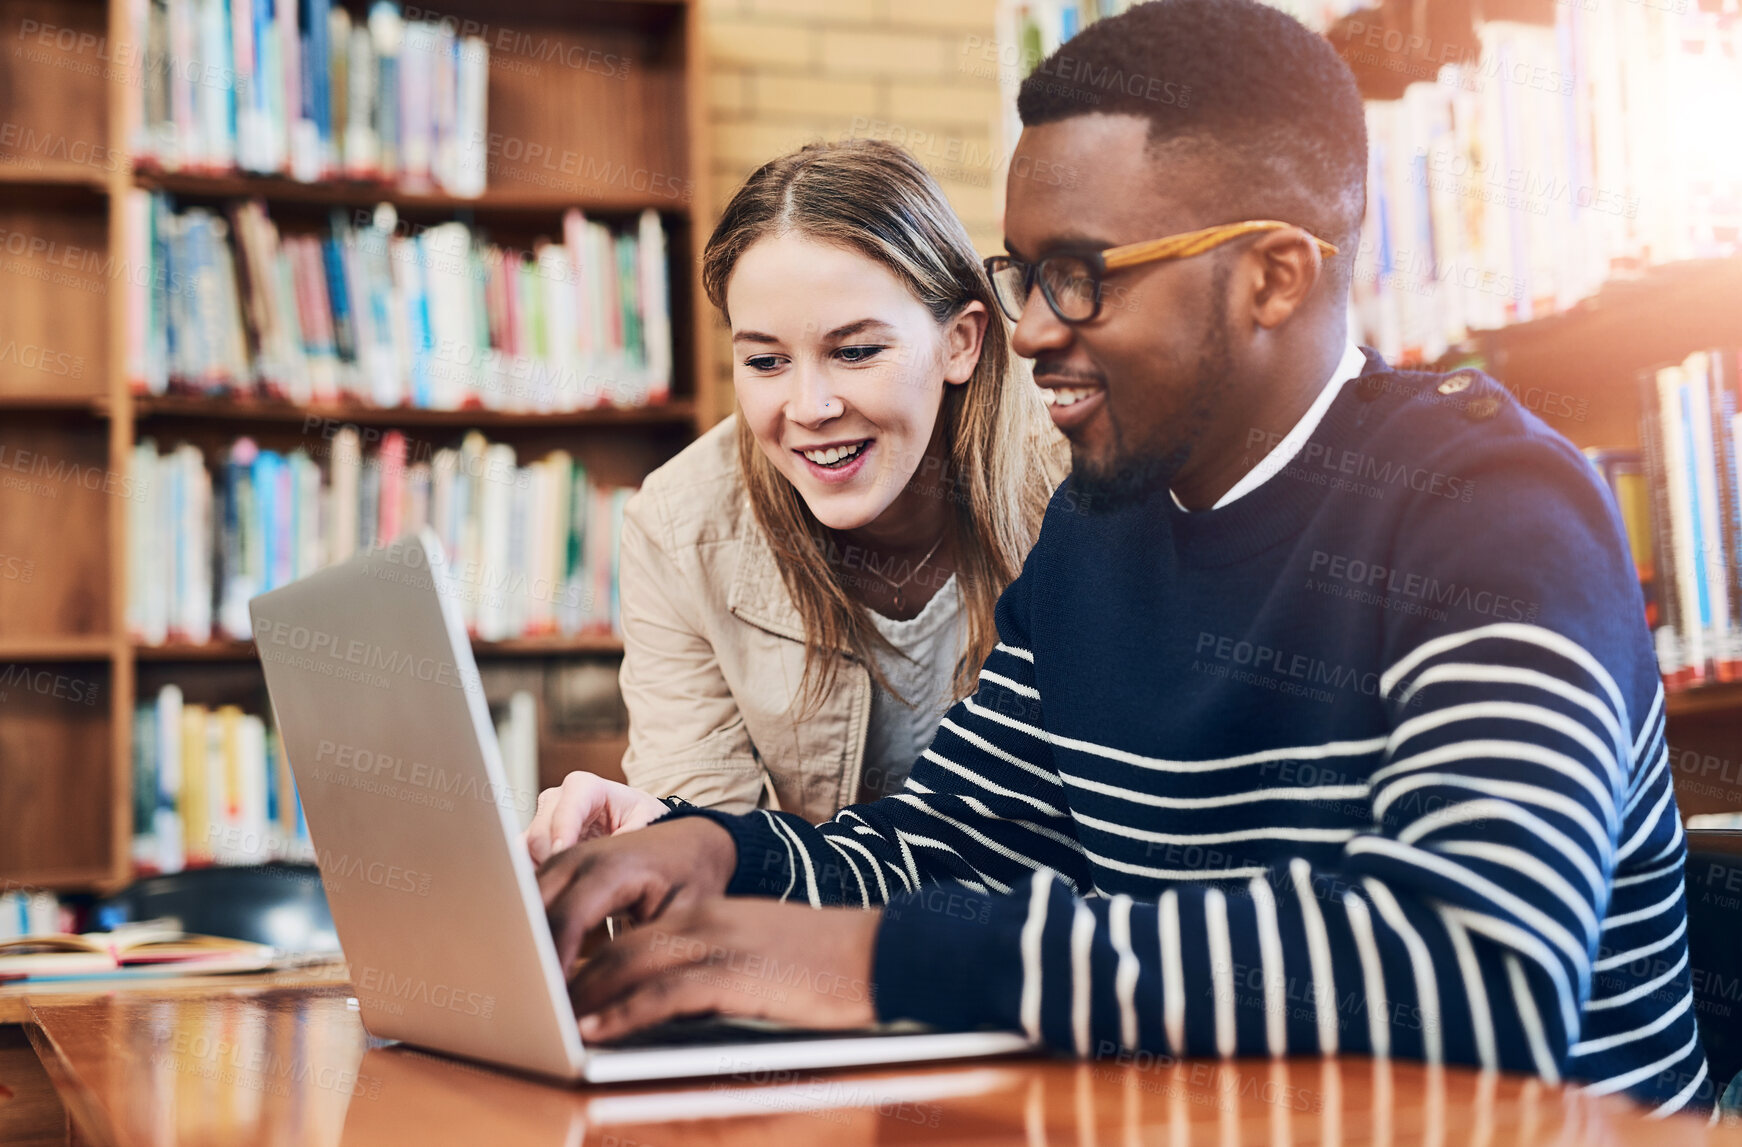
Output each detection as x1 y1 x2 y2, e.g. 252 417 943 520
523 771 671 864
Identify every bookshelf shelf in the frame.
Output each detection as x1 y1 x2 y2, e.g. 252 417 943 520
1444 258 1742 396
0 165 110 193
130 397 698 429
1665 682 1742 722
0 639 113 662
474 636 626 657
134 170 691 218
0 396 108 415
0 867 118 893
0 0 714 891
133 636 625 661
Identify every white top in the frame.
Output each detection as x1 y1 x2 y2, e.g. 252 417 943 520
860 575 964 802
1172 340 1368 511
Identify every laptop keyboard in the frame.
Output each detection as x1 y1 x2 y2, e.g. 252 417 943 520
593 1015 928 1051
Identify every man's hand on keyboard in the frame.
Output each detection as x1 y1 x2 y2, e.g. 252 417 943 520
568 899 881 1040
538 817 739 972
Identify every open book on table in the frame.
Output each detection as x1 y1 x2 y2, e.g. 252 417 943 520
0 920 279 982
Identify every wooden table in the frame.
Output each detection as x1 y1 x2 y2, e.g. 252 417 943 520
4 978 1739 1147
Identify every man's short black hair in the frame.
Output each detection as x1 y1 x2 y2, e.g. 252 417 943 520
1017 0 1366 271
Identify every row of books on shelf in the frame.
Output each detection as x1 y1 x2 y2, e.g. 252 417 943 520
1586 348 1742 690
1640 349 1742 687
1356 8 1742 364
130 683 540 875
126 194 674 411
131 686 309 875
129 0 488 192
127 430 633 647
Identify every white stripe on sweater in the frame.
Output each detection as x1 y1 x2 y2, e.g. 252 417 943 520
1593 914 1687 972
1444 914 1495 1069
827 833 892 901
1609 852 1683 889
1206 888 1235 1057
1070 901 1096 1056
821 835 869 907
1363 879 1442 1064
1344 891 1389 1058
1250 874 1287 1056
758 810 800 903
1631 683 1664 762
1623 745 1669 821
1586 949 1688 1013
1109 895 1139 1050
1431 839 1602 941
891 794 1053 879
1074 812 1357 848
1370 739 1617 830
1570 989 1692 1057
1019 872 1050 1042
1617 784 1675 864
1159 890 1185 1056
1373 773 1611 862
934 788 1085 855
1379 623 1628 746
1388 701 1622 798
1442 905 1580 1037
1292 859 1339 1055
963 694 1386 772
1396 663 1626 762
1506 955 1560 1085
1398 800 1605 903
1578 1028 1701 1098
1600 882 1683 933
1060 770 1369 809
917 750 1067 817
980 668 1041 700
1349 837 1588 972
994 642 1034 663
1650 1058 1706 1119
935 717 1065 787
1083 847 1268 882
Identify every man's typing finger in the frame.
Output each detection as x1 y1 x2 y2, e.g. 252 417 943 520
577 972 723 1043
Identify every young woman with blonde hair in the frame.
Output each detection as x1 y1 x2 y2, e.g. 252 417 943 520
525 138 1062 862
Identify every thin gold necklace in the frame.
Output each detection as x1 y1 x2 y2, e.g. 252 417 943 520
865 533 947 614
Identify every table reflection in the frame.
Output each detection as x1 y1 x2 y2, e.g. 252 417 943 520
21 985 1733 1147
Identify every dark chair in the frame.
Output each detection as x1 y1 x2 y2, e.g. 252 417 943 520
95 865 338 954
1684 847 1742 1097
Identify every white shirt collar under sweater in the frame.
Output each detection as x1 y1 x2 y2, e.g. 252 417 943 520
1170 340 1367 512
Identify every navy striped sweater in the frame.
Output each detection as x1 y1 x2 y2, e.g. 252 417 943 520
671 354 1710 1114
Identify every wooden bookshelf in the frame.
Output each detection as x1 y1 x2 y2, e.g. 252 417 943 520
0 0 714 891
130 397 698 429
133 636 626 661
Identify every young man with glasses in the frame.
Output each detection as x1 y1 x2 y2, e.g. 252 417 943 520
539 0 1709 1114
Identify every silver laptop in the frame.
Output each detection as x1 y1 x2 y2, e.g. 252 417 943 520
250 528 1031 1083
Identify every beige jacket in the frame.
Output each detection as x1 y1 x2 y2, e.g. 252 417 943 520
616 417 880 823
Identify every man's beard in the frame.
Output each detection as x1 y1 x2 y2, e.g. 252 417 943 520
1071 293 1231 515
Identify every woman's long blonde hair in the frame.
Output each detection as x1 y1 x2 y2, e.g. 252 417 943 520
703 138 1062 710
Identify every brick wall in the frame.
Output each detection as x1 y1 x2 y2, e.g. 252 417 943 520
701 0 1005 256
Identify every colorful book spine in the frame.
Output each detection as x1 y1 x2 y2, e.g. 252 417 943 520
132 0 484 192
127 434 636 645
131 687 310 873
1638 348 1742 689
129 197 675 412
